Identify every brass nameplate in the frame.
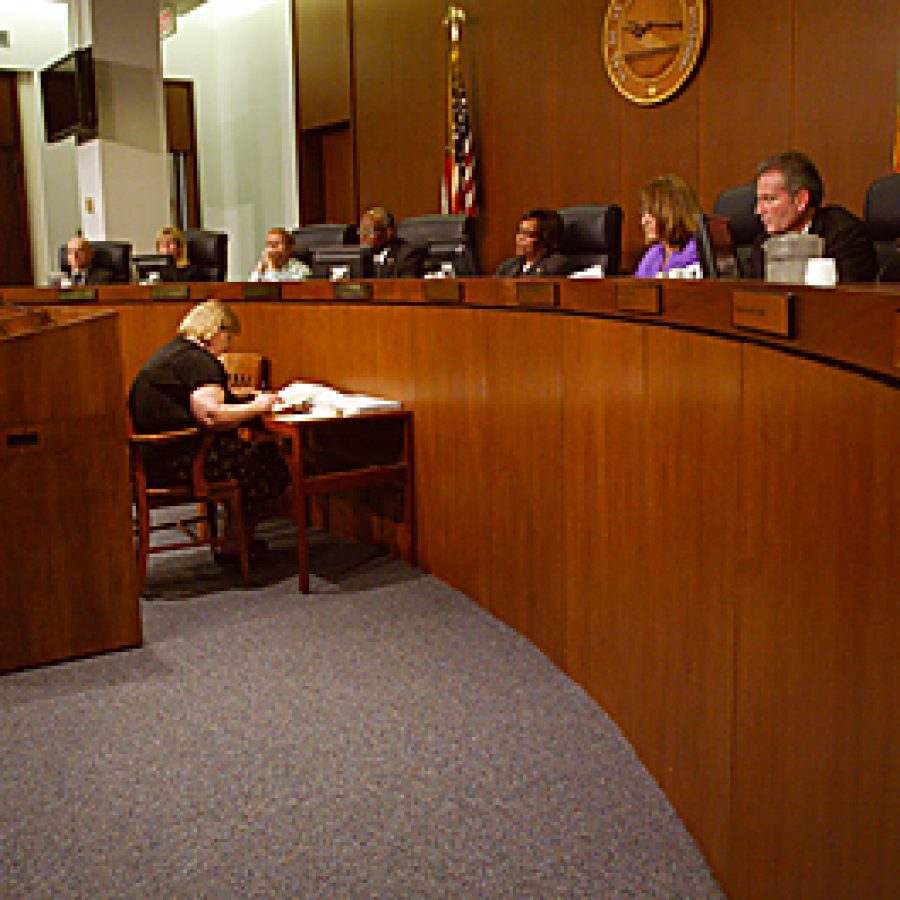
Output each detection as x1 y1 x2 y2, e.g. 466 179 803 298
332 281 373 301
516 281 559 307
616 283 661 314
57 287 97 302
423 280 463 303
732 290 794 338
151 283 190 301
243 282 282 300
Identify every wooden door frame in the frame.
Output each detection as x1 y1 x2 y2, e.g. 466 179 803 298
0 71 33 285
163 78 201 229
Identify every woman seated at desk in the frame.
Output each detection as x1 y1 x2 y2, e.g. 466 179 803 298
635 174 702 279
155 225 202 282
495 208 571 277
128 300 289 558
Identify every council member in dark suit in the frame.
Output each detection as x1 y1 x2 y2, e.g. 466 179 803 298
65 236 112 285
359 206 426 278
749 151 876 283
495 208 570 277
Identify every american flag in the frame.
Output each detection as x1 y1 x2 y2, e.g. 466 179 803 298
442 69 477 216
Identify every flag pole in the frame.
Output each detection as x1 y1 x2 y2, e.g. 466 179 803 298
442 5 466 213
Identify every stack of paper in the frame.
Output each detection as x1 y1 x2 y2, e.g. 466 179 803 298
273 381 401 416
333 394 402 415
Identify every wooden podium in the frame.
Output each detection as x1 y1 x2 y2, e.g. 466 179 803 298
0 306 141 672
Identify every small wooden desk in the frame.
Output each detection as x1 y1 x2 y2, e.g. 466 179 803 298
264 409 415 592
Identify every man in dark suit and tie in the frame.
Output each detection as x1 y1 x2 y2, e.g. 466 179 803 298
359 206 426 278
749 151 876 283
66 236 112 286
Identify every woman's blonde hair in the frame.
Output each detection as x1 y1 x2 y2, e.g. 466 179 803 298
156 225 189 267
178 300 240 343
640 174 702 250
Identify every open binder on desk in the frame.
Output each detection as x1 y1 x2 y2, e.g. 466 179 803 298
273 381 402 417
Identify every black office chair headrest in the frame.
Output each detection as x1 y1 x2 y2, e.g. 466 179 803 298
713 183 762 247
59 240 132 284
396 214 475 248
559 205 621 251
181 230 228 282
557 205 623 276
864 173 900 243
184 230 228 264
291 224 356 256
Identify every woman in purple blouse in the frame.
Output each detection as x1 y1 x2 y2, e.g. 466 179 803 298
635 174 703 278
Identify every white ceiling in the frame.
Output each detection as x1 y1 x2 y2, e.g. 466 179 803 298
167 1 208 14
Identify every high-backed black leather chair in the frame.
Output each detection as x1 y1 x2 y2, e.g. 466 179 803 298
864 173 900 282
713 182 762 277
396 214 478 276
184 229 228 282
556 205 623 277
291 224 356 266
696 214 741 279
59 240 132 284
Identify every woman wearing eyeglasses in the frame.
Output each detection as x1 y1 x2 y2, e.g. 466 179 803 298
495 208 570 277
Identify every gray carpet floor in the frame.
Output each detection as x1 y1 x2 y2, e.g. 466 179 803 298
1 520 722 898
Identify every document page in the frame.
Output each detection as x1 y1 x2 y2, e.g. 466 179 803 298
274 381 401 416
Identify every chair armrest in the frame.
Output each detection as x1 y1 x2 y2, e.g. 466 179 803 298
128 427 202 446
127 426 245 497
128 426 206 495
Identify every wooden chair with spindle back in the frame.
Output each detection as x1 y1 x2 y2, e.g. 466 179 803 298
127 415 251 595
220 352 270 398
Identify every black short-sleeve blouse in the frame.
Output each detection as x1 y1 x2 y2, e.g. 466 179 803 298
128 335 230 434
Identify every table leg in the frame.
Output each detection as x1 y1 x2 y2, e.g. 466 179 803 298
290 426 309 593
403 412 416 565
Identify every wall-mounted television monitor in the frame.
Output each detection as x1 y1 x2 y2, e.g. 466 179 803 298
310 245 374 280
40 47 97 143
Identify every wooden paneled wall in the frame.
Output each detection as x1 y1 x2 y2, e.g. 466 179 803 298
347 0 897 273
294 0 351 131
22 287 893 898
9 282 897 898
294 0 356 224
0 72 31 285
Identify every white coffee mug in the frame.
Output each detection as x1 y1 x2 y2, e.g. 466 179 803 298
805 257 837 287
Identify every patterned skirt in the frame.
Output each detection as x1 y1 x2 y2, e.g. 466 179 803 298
145 431 290 522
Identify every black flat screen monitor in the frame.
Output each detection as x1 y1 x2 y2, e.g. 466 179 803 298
310 245 374 280
40 47 97 143
696 214 741 279
133 253 172 282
